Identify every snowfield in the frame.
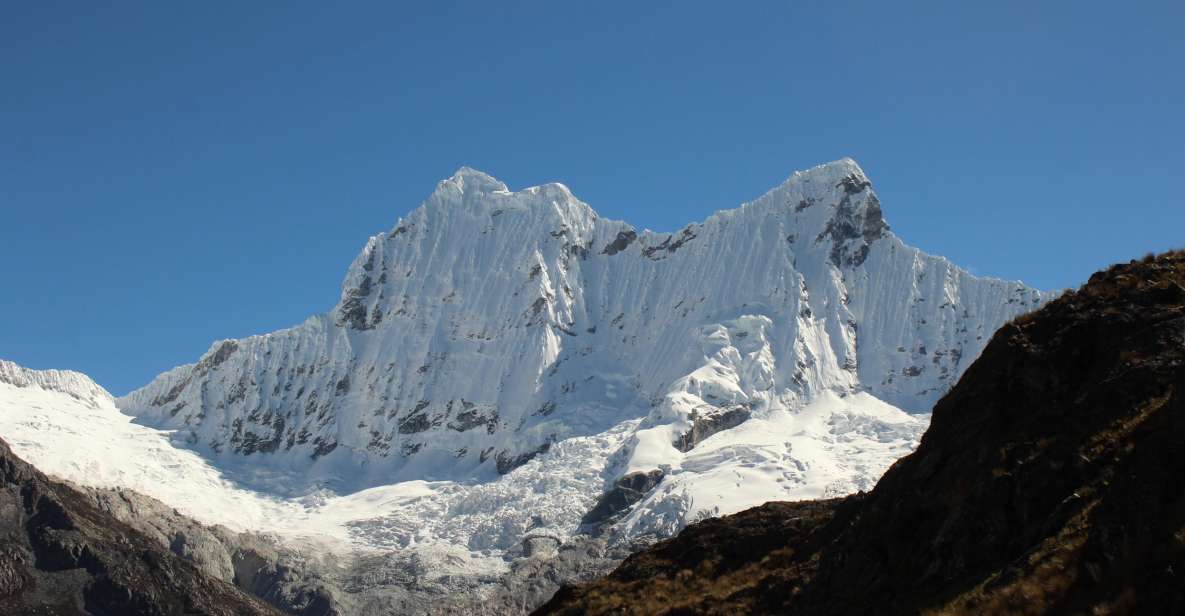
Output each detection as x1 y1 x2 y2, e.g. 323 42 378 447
617 392 927 537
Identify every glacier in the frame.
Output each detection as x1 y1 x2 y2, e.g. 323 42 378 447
0 158 1054 611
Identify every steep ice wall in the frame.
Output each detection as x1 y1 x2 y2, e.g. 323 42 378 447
117 159 1052 493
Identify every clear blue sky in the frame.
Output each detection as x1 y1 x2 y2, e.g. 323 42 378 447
3 2 1183 395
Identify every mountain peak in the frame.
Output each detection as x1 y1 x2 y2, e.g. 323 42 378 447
787 157 867 186
0 359 112 408
786 157 872 196
450 165 504 184
433 166 510 199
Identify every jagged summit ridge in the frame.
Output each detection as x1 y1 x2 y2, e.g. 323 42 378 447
117 159 1052 514
0 359 112 408
434 166 510 199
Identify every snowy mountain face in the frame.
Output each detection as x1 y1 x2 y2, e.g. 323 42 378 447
0 360 112 409
2 159 1054 612
111 159 1050 536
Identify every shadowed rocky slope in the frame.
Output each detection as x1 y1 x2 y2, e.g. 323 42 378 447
82 488 342 616
537 250 1185 615
0 436 282 616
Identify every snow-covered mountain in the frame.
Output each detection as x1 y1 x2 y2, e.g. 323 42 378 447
0 159 1054 612
117 159 1048 523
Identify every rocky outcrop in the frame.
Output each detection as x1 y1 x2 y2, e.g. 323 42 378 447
581 470 666 530
0 436 281 616
495 442 552 474
601 229 638 255
817 175 888 268
538 249 1185 615
522 534 561 558
85 488 343 616
672 405 752 452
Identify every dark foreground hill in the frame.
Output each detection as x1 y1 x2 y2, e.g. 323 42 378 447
0 436 281 616
538 250 1185 615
